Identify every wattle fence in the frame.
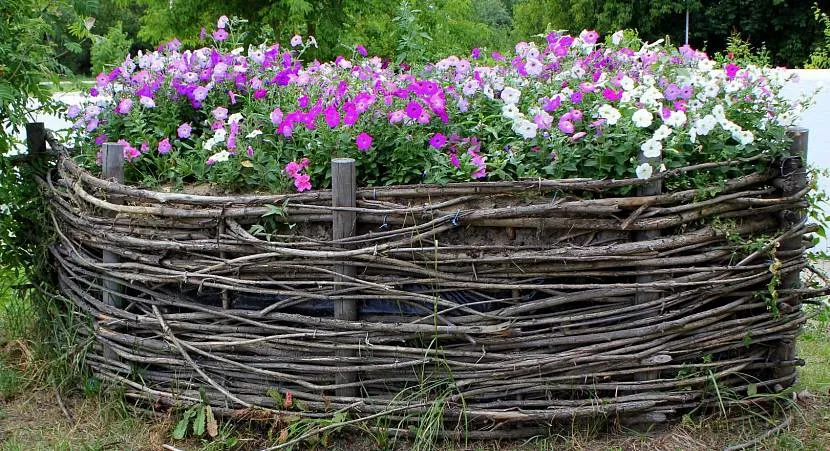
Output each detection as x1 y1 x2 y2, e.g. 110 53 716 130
29 125 825 436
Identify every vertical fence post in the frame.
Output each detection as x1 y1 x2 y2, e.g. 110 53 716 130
772 127 808 387
102 143 124 310
25 122 46 156
332 158 358 398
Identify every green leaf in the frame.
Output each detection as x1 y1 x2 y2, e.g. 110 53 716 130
172 410 193 440
266 388 283 406
63 41 83 54
747 383 758 397
193 405 206 436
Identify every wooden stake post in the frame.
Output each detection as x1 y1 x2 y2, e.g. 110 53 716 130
773 127 808 387
331 158 359 398
102 143 124 309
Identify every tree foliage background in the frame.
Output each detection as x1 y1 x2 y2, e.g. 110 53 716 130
38 0 828 73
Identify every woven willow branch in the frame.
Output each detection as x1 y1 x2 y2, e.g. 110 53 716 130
40 152 818 434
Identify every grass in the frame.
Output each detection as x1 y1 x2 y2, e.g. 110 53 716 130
1 264 829 450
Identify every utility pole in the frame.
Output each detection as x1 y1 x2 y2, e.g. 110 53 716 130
685 1 690 45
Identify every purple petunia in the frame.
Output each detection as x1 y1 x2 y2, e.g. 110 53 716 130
429 133 447 149
212 29 229 41
213 107 228 121
115 98 133 115
158 138 172 154
177 122 192 139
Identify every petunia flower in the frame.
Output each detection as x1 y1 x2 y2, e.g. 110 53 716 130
355 132 373 151
429 133 447 149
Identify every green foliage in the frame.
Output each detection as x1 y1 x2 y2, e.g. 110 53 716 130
714 33 771 67
90 22 133 74
393 1 432 65
807 3 830 69
0 0 69 155
511 0 822 68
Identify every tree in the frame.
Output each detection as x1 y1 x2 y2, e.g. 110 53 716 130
511 0 823 67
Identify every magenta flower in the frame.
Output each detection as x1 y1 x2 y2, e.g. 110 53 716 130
405 101 423 120
450 153 460 168
158 138 172 154
470 151 486 179
602 88 623 102
177 122 192 139
471 48 481 59
320 106 338 129
246 146 254 158
293 173 312 192
284 161 303 177
725 63 740 80
94 134 108 146
558 119 575 134
343 109 359 126
355 132 373 151
429 133 447 149
356 44 367 57
570 91 583 104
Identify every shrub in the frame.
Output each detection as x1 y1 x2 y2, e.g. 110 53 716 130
65 17 814 195
90 22 133 74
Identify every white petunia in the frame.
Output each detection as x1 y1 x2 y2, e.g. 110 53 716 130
636 162 654 180
598 104 621 125
665 110 687 128
512 118 538 139
611 30 624 46
640 139 663 158
620 76 635 91
500 87 521 104
631 109 653 128
245 129 263 139
229 112 244 123
698 59 715 71
502 104 521 120
736 130 754 145
207 150 231 164
694 115 717 136
525 58 544 76
653 124 672 141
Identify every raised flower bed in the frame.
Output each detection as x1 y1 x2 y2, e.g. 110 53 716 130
47 19 821 435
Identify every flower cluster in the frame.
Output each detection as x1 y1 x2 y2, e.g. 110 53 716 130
284 158 311 192
65 20 812 193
